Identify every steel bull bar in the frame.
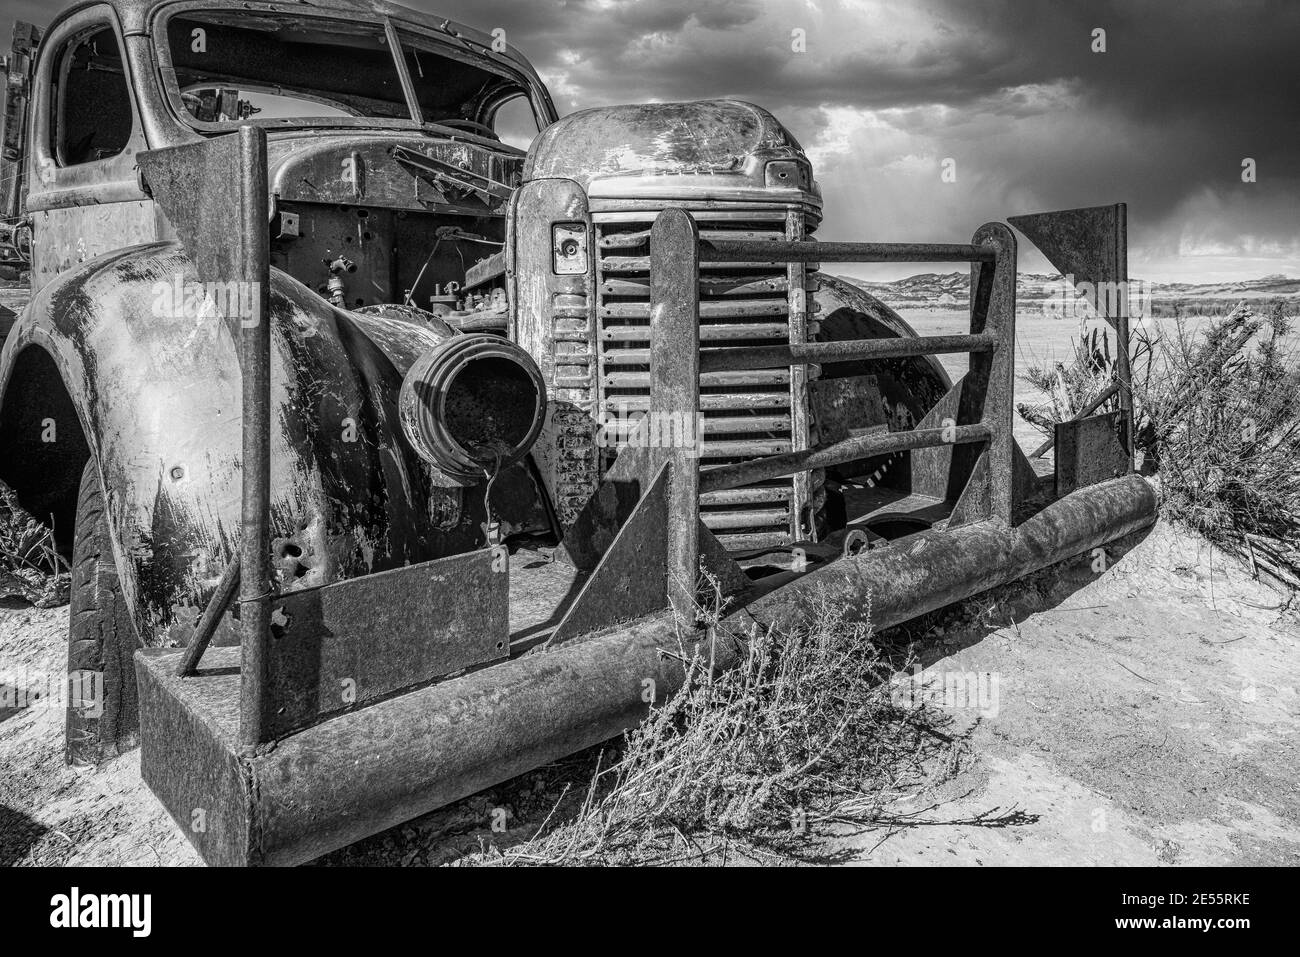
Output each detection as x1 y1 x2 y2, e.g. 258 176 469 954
134 130 1153 865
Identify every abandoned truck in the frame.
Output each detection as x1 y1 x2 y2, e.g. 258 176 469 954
0 0 1153 865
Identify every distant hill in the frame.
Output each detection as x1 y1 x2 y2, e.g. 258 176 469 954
835 272 1300 315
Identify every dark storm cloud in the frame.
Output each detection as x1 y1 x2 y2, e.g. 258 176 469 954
4 0 1292 278
426 2 1293 219
399 0 1297 278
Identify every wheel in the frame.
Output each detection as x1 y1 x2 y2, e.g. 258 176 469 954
65 458 140 765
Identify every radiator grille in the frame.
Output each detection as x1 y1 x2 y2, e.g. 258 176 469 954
593 209 819 551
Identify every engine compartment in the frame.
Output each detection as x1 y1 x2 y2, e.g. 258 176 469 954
271 200 505 322
267 134 522 327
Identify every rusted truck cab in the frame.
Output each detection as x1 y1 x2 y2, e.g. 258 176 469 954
0 0 943 766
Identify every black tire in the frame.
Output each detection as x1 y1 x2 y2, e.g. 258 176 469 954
65 459 140 765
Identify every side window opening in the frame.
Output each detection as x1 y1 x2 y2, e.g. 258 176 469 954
492 93 541 151
52 25 133 166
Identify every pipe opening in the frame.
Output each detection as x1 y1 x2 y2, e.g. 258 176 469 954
445 357 537 460
399 334 546 482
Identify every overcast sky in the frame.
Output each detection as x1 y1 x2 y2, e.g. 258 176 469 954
7 0 1297 282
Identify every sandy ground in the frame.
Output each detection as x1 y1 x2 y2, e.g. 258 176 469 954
1 519 1297 866
836 521 1300 866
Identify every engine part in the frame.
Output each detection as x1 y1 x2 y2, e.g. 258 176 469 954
398 333 546 483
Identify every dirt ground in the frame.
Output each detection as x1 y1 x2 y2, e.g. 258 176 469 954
1 518 1297 866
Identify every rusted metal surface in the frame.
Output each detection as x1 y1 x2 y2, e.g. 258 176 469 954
810 375 887 445
811 275 953 488
265 547 508 738
140 125 275 748
525 100 811 202
970 222 1018 527
700 424 993 495
698 333 994 374
593 209 812 551
649 207 700 620
548 462 670 645
1030 380 1121 459
135 472 1156 866
176 558 239 678
397 332 546 484
1055 410 1132 497
701 240 996 264
509 177 597 531
0 21 39 220
0 250 546 656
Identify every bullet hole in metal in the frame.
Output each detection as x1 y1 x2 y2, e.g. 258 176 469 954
362 231 373 241
169 466 185 481
270 605 290 638
344 235 354 243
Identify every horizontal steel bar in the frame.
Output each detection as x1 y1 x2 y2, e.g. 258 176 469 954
699 239 998 264
702 508 790 530
700 423 994 494
603 393 791 412
601 298 789 320
701 486 794 505
698 333 995 374
601 322 795 342
604 369 790 388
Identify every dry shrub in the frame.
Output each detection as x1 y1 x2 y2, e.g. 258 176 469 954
1017 323 1155 438
1138 303 1300 585
0 480 70 607
483 588 941 865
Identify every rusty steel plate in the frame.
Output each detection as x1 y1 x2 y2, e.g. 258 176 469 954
1055 410 1131 497
263 547 508 738
810 374 887 445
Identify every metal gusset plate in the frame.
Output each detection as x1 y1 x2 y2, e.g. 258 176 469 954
549 462 671 645
560 443 660 572
1055 410 1131 498
137 131 266 335
263 548 509 739
549 460 747 646
1008 205 1126 324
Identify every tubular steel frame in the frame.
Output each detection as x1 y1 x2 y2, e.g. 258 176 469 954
648 207 1018 622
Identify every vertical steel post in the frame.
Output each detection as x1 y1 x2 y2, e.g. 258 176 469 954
1113 203 1135 469
970 222 1017 526
649 208 701 623
236 126 273 750
785 209 813 541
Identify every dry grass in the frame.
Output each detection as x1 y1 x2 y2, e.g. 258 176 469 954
468 587 947 866
0 480 69 607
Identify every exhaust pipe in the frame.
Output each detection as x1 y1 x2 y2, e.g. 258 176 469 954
398 333 546 483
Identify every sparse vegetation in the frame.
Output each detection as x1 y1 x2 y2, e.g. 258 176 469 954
471 590 948 866
1018 302 1300 589
0 480 69 608
1137 303 1300 587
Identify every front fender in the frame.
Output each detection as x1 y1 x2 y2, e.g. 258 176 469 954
0 243 541 646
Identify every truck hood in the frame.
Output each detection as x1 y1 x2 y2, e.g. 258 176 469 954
523 99 818 204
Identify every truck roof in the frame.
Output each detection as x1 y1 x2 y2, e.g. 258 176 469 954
43 0 548 91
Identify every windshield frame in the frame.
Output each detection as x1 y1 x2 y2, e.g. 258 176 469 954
151 0 555 143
